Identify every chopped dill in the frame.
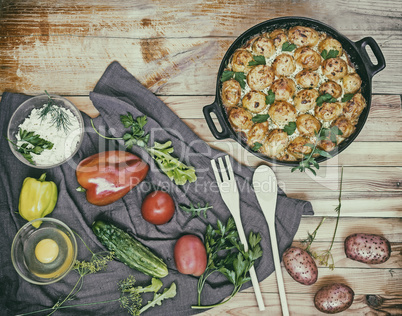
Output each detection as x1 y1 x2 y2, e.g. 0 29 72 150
39 91 72 132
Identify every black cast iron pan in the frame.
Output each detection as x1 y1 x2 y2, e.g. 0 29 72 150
203 16 386 166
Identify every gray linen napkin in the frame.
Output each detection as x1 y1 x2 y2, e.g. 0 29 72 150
0 61 313 316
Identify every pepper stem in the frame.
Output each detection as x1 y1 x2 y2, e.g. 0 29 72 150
38 173 47 182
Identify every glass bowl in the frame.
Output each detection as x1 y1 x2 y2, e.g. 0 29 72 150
7 94 84 169
11 218 78 285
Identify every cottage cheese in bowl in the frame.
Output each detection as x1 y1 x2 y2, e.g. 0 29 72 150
7 94 84 168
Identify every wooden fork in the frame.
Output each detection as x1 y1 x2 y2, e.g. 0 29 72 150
211 155 265 311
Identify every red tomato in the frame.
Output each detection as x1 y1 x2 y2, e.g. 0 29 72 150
141 190 175 225
174 235 207 276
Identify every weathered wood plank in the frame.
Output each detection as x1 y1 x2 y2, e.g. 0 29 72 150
208 140 402 167
1 0 401 38
187 116 402 142
290 191 402 218
295 217 402 242
0 35 400 95
201 292 402 315
254 268 401 295
65 94 402 119
290 241 401 269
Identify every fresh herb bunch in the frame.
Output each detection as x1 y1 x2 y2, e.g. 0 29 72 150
300 167 344 270
192 217 262 309
40 91 72 132
179 202 213 218
7 129 54 165
221 70 247 89
291 126 343 175
118 276 176 315
91 113 197 186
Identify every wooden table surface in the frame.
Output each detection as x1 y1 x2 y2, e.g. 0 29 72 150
1 1 401 315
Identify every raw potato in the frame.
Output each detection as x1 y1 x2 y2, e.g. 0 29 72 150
282 246 318 285
344 233 391 264
314 283 354 314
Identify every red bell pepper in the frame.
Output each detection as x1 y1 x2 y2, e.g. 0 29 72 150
76 151 149 206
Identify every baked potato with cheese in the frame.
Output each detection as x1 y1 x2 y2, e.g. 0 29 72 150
221 79 241 107
288 26 319 47
272 53 296 77
268 101 297 126
294 47 322 70
295 69 320 88
319 80 343 98
294 89 319 113
228 107 253 131
322 57 348 80
270 78 296 101
261 129 289 158
242 90 267 113
231 49 253 73
247 64 275 91
342 72 362 94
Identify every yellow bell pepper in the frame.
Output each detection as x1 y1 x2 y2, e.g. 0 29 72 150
18 173 58 228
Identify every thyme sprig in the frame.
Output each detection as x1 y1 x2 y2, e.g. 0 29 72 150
316 167 344 270
291 126 342 175
300 167 344 270
300 217 326 258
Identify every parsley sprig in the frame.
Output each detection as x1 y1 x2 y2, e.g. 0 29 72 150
192 217 262 309
265 89 275 105
283 121 297 135
341 93 354 102
221 70 247 89
282 42 297 52
91 113 197 186
252 114 269 123
321 49 339 60
8 129 54 165
251 142 263 152
316 93 338 107
248 55 266 66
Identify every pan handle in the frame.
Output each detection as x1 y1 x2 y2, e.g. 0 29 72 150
203 99 231 140
354 37 386 78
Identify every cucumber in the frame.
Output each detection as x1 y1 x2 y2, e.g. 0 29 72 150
92 220 168 278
